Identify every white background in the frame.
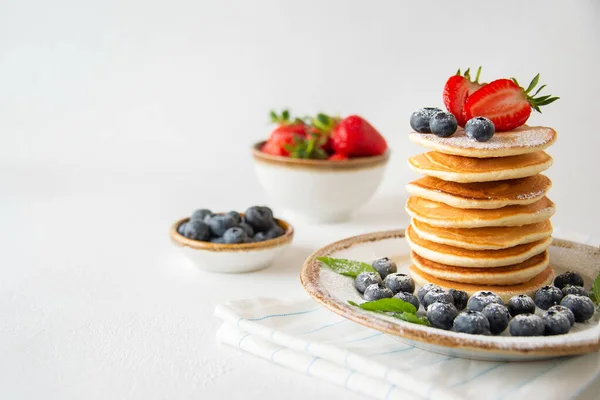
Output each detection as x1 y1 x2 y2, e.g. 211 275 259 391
1 1 599 399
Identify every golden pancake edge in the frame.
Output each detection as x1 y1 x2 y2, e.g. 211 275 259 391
410 219 553 250
406 175 551 209
411 251 550 285
406 225 552 268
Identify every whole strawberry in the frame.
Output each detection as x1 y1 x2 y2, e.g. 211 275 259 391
464 74 559 132
443 67 485 127
309 113 339 156
261 110 307 156
331 115 387 157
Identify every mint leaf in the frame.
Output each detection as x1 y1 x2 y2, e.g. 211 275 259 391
351 298 417 314
592 273 600 306
392 312 431 326
347 300 428 327
318 257 377 278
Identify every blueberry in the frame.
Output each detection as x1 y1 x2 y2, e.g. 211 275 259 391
223 227 248 244
183 219 211 241
422 287 453 310
534 286 564 310
253 232 268 242
467 291 504 312
207 214 238 237
465 117 495 142
560 294 595 323
507 294 536 317
482 303 509 334
363 284 393 301
238 222 254 237
509 314 545 337
355 272 383 294
393 292 420 311
177 222 187 235
384 273 415 294
554 271 584 289
268 224 285 238
547 305 575 327
430 111 458 138
371 257 397 279
561 285 590 298
427 302 459 330
542 309 571 336
453 311 491 335
210 236 225 244
227 211 242 224
448 289 469 310
417 283 441 304
190 209 213 221
253 224 285 242
410 107 443 133
244 206 275 233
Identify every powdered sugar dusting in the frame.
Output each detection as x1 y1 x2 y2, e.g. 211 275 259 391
516 189 546 200
410 126 556 151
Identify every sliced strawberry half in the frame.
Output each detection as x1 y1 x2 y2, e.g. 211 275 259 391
443 67 485 127
463 74 559 132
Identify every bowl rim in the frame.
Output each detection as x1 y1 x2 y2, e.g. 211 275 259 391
170 214 294 252
251 140 390 171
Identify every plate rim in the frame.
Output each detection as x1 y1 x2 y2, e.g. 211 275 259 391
300 229 600 358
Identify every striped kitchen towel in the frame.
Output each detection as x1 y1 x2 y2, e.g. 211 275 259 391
215 297 599 400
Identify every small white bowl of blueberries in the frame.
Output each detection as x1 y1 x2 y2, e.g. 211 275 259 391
171 206 293 273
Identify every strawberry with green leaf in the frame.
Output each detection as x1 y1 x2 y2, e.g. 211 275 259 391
261 109 308 156
463 74 559 132
310 113 339 154
284 133 329 159
262 110 387 159
443 67 485 127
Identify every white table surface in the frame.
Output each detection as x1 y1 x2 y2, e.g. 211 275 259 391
2 162 599 400
2 1 599 399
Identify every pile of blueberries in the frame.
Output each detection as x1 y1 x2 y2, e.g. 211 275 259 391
410 107 496 143
356 260 596 336
177 206 284 244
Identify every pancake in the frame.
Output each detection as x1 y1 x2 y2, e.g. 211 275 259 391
406 175 551 209
406 196 556 228
411 251 550 285
408 151 553 183
409 264 555 302
406 225 552 267
411 219 553 250
408 126 557 158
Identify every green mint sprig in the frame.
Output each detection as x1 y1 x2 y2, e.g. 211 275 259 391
317 257 377 278
320 257 430 327
348 298 416 314
590 273 600 309
348 299 430 327
391 312 431 326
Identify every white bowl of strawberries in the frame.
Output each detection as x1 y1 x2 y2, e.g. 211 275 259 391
252 110 390 223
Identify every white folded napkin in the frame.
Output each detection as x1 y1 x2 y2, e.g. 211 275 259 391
215 297 599 400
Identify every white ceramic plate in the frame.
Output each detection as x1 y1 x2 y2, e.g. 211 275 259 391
300 229 600 361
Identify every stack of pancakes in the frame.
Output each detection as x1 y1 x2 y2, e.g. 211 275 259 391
405 126 558 301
